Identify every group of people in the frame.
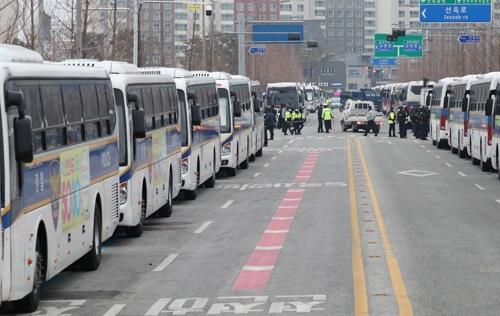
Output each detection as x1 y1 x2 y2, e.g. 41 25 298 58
386 105 430 140
263 105 307 147
316 104 334 133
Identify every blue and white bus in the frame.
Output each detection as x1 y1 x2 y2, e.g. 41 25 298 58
448 75 483 158
210 72 253 176
0 45 120 312
468 74 500 172
63 61 182 237
248 79 265 161
143 68 221 200
430 77 461 149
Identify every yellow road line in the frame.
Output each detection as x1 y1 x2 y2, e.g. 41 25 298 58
355 139 413 316
347 139 369 316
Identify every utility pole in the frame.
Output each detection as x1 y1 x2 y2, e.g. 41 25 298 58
76 0 83 58
111 1 117 59
160 2 165 65
209 0 215 71
237 14 245 76
133 0 139 65
201 1 206 69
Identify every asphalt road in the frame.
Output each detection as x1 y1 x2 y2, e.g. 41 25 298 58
5 111 500 316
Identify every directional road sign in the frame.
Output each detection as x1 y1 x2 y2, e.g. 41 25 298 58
252 22 304 44
248 47 267 55
370 58 399 67
457 34 481 45
420 0 492 23
374 34 423 58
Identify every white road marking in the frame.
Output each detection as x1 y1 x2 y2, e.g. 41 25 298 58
255 245 283 250
475 184 485 191
445 162 452 167
458 171 467 177
265 230 289 234
277 205 298 209
288 139 294 144
239 184 249 191
153 254 179 272
253 172 261 178
283 198 301 201
264 163 270 168
413 140 418 143
427 149 431 153
435 155 441 159
145 299 172 316
388 141 392 145
283 145 289 148
278 150 283 154
221 200 234 209
194 221 213 234
243 265 274 271
273 217 295 220
495 200 500 204
420 145 425 149
272 156 277 160
103 304 127 316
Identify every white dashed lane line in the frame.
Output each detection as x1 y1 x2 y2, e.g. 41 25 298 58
253 172 261 178
272 156 277 160
102 304 127 316
445 162 453 167
435 155 441 159
475 184 485 191
153 254 179 272
264 163 270 168
458 171 467 177
221 200 234 209
194 221 213 234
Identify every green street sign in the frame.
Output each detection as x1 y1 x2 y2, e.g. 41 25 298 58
374 33 423 58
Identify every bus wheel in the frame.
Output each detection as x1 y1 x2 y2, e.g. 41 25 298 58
158 175 173 218
13 237 44 313
80 204 102 270
184 162 199 200
240 155 249 169
256 147 263 157
204 155 216 188
127 189 145 237
227 168 237 177
480 150 491 172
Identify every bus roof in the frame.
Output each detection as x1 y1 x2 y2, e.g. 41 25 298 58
0 44 43 63
62 60 141 74
267 82 299 88
2 61 109 79
209 72 233 81
140 67 191 78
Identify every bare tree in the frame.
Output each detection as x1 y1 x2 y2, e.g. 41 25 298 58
0 0 24 44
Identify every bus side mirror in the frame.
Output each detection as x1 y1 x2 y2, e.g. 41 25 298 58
233 100 242 117
461 97 468 112
485 98 493 116
191 104 201 126
7 91 33 163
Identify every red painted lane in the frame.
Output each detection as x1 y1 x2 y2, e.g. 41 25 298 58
232 153 319 290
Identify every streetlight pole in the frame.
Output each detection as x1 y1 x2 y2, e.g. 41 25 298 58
201 0 206 69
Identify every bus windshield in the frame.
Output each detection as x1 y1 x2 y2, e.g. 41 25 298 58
267 87 298 107
410 85 423 96
177 89 189 147
113 89 128 166
218 88 231 133
305 90 314 101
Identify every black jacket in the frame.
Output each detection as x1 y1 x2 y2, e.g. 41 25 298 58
265 110 276 128
317 107 323 119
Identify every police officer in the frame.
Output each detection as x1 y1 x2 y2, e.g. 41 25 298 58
364 106 378 136
283 106 292 135
387 107 396 137
397 106 407 138
420 106 430 140
322 106 334 133
264 107 276 146
293 109 301 135
317 104 324 133
297 108 305 135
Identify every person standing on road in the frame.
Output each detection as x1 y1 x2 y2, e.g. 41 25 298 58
364 106 378 136
283 106 292 135
387 107 396 137
293 109 301 135
322 106 334 133
420 106 430 140
297 108 305 135
264 107 275 146
317 104 324 133
397 106 407 138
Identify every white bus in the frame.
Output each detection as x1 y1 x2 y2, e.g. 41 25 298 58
247 79 264 161
210 72 253 176
266 82 303 110
144 68 221 200
0 45 120 312
62 61 183 239
468 74 500 171
430 77 461 149
448 75 482 158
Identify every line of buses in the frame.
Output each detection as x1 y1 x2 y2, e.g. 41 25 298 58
375 72 500 176
0 44 265 312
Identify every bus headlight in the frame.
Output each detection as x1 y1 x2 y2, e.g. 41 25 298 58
181 157 189 174
119 182 128 205
222 143 231 155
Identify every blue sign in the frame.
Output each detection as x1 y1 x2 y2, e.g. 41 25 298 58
403 41 422 53
248 47 266 55
375 42 394 53
420 1 492 23
252 22 304 43
458 34 481 44
371 58 399 67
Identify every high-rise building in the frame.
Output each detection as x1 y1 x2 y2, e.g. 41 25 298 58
233 0 281 27
279 0 326 26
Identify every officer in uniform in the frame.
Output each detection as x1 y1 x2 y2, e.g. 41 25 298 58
387 107 396 137
420 106 430 140
364 106 378 136
283 106 292 135
322 106 334 133
317 104 324 133
397 106 407 138
297 108 305 135
264 107 276 146
293 109 301 135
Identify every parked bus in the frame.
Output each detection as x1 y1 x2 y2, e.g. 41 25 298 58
250 80 265 159
210 72 253 176
430 78 461 148
63 61 183 236
0 45 120 311
448 75 483 158
304 85 318 112
266 82 303 110
468 74 500 171
144 68 220 200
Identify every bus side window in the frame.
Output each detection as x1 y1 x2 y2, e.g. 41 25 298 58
61 84 84 145
17 85 44 153
40 85 66 150
151 87 163 128
81 85 100 140
142 88 154 130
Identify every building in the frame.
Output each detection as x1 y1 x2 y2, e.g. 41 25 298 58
279 0 326 28
233 0 281 27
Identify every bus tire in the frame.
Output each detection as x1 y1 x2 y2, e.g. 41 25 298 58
249 154 256 162
158 174 173 218
240 157 249 169
184 161 200 200
125 221 143 238
204 154 216 188
256 147 263 157
227 167 237 177
13 234 45 313
480 153 491 172
451 146 458 154
432 140 437 146
437 139 446 149
80 203 102 271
